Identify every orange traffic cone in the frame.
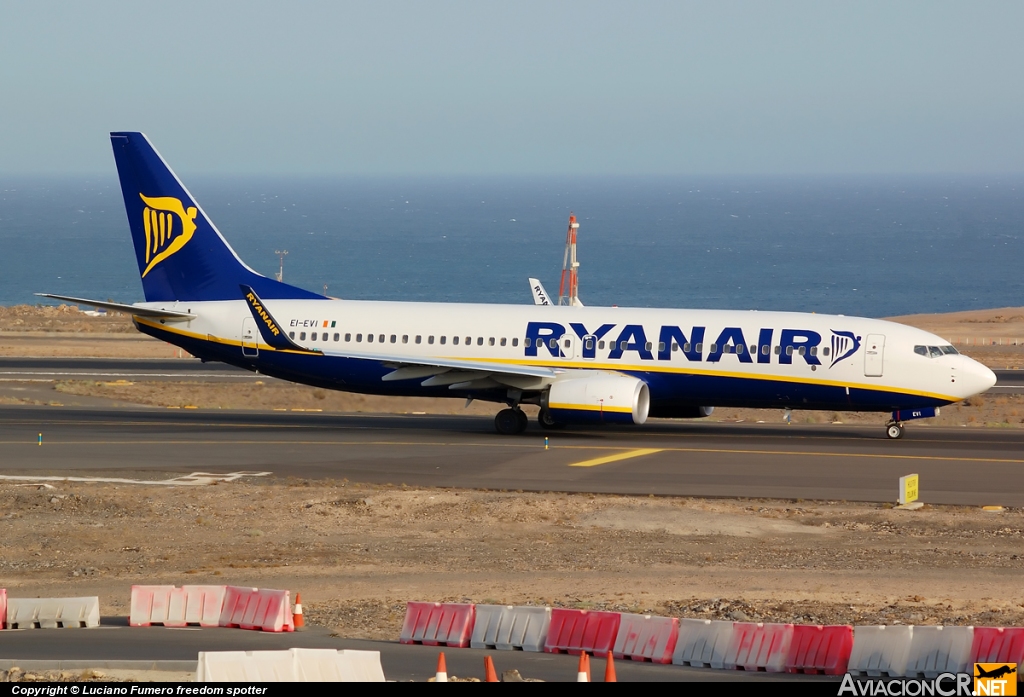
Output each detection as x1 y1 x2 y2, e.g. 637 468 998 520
435 652 448 682
604 652 617 682
292 593 305 631
576 652 591 682
484 655 499 682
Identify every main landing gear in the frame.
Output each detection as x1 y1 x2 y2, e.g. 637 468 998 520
495 407 529 435
886 421 904 440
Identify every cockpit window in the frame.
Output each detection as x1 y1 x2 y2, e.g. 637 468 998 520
916 344 960 358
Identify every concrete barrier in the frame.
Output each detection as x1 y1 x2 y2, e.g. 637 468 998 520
612 613 678 664
672 619 736 669
724 622 794 672
219 587 294 633
904 626 974 679
0 589 6 629
471 605 551 652
400 602 475 648
848 625 913 677
130 585 226 628
5 597 100 629
197 648 385 682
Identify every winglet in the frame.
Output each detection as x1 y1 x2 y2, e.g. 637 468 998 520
240 284 319 353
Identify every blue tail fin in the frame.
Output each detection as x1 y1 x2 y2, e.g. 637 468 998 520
110 132 323 302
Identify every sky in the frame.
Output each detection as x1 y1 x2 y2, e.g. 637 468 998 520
1 1 1022 176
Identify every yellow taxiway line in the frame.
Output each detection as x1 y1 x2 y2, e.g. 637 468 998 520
568 448 664 468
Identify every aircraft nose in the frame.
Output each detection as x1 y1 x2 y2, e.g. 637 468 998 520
957 355 996 398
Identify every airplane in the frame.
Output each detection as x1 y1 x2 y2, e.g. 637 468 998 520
39 132 996 438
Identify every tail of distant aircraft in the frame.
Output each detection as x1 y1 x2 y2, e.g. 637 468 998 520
109 132 323 303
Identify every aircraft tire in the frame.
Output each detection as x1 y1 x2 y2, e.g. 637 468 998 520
886 423 904 440
495 408 525 435
538 408 564 430
515 408 529 432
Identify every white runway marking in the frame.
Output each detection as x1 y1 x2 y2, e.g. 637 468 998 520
0 471 271 486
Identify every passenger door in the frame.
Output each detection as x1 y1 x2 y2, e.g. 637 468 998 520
864 334 884 377
241 317 259 357
560 334 576 360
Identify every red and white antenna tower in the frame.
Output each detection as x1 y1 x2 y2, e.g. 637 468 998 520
557 213 582 306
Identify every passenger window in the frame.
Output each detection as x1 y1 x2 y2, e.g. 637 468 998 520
683 343 690 352
525 338 531 347
786 346 794 356
500 338 506 346
415 335 422 344
549 338 558 349
736 344 745 355
379 334 385 343
428 336 434 345
356 333 362 342
402 335 408 344
584 338 593 350
489 337 495 346
672 342 678 352
709 344 718 353
477 337 484 346
564 339 570 348
334 333 339 342
761 345 769 355
440 336 447 345
465 337 471 345
311 332 317 341
774 345 781 355
695 343 702 353
345 333 351 341
809 346 817 356
289 332 295 339
822 346 830 356
749 345 756 354
620 341 628 350
453 336 460 345
367 334 374 343
798 346 806 356
598 340 605 349
512 338 519 347
645 342 652 351
390 335 397 343
299 332 306 340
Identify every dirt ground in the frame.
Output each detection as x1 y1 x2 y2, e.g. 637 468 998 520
0 479 1022 639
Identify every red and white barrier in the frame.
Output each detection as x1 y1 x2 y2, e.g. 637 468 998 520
219 586 294 633
848 625 913 677
724 622 794 672
130 585 226 628
400 602 475 648
0 589 6 629
612 613 678 664
971 627 1024 672
544 609 621 658
904 626 974 679
471 605 551 652
785 625 854 675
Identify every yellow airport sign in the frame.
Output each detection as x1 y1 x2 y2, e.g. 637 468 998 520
899 473 919 505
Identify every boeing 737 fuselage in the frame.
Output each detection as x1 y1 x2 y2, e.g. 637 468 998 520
40 133 997 438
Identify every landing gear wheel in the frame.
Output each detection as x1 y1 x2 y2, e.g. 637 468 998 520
515 408 529 433
886 422 904 440
495 408 526 435
538 408 564 430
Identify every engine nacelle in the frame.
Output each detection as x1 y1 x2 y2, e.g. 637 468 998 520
648 405 715 419
543 373 650 425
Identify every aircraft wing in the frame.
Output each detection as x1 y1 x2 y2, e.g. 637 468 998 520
34 293 196 320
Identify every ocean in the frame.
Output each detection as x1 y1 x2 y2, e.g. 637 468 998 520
0 174 1021 318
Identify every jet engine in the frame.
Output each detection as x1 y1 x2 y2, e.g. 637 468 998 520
542 373 650 425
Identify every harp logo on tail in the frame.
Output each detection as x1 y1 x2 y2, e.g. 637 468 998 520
139 194 198 278
829 330 862 368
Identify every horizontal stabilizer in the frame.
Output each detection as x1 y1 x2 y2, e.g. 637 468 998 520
34 293 195 320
